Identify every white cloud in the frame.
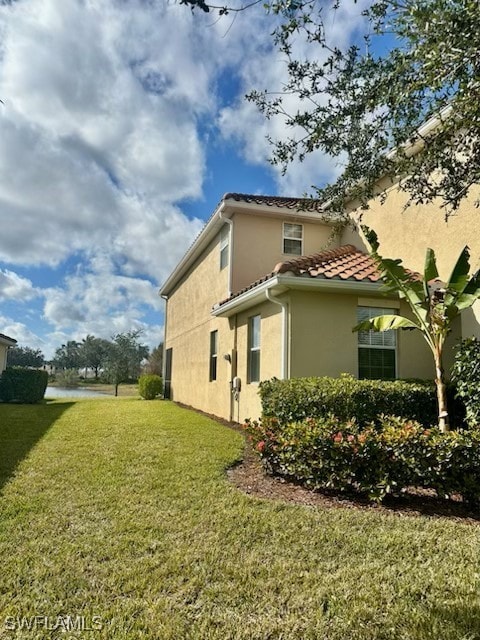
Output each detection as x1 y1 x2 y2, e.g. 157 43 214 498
218 0 369 194
0 269 37 301
0 314 46 351
41 251 165 357
0 0 208 271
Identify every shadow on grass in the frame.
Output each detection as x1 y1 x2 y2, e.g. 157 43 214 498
0 401 74 492
416 602 480 639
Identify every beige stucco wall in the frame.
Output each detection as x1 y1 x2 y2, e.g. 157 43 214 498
342 183 480 338
233 301 283 422
288 289 460 381
165 235 233 418
0 344 8 373
164 211 337 421
164 226 284 421
232 212 337 292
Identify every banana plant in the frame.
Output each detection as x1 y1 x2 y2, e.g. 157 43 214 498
353 226 480 432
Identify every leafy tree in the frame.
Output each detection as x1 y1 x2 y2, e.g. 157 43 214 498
144 343 163 377
353 227 480 432
52 341 81 370
79 334 110 379
184 0 480 213
103 330 149 396
6 345 44 368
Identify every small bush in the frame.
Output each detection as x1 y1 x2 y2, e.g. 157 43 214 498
259 375 463 427
0 367 49 404
452 338 480 427
245 415 480 505
138 374 163 400
55 369 79 388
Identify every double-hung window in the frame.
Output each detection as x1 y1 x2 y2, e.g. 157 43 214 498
357 306 396 380
248 315 261 383
220 225 229 270
209 330 218 381
283 223 303 255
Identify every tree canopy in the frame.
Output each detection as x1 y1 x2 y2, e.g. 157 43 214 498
184 0 480 213
103 330 149 396
52 341 82 370
7 345 44 368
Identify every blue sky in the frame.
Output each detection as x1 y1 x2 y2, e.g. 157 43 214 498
0 0 369 359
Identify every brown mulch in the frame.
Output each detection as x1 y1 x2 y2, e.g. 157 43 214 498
228 444 480 524
176 402 480 524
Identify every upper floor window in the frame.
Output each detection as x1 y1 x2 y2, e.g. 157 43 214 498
283 222 303 255
220 225 229 270
357 306 396 380
209 330 218 381
248 315 261 383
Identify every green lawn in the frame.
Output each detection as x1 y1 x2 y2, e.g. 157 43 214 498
0 399 479 639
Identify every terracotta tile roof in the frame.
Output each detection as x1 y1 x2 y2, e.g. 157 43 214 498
273 245 382 281
216 245 383 307
224 193 326 212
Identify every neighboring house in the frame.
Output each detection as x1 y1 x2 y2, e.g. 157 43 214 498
0 333 17 373
160 193 463 422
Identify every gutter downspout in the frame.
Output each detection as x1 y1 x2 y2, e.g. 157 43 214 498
265 289 289 380
160 294 168 397
219 209 234 297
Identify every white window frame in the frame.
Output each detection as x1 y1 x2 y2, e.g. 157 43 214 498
220 225 229 270
357 306 397 379
282 222 303 256
209 330 218 382
248 315 261 383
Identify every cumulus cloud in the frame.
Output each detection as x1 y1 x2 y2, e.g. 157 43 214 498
218 0 369 194
0 269 37 301
0 0 207 270
0 314 46 351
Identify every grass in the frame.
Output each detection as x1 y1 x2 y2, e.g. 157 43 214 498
0 399 479 639
79 382 139 396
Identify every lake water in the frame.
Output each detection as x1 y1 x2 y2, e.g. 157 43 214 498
45 386 111 399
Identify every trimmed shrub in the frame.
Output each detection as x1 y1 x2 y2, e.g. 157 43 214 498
259 375 464 427
452 338 480 428
138 374 163 400
245 415 480 505
0 367 49 404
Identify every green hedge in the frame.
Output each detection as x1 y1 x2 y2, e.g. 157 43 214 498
452 338 480 428
259 375 463 427
245 415 480 505
138 374 163 400
0 367 49 404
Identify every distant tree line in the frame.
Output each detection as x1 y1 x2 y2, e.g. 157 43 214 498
7 332 163 396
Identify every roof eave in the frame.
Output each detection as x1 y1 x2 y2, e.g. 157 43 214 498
211 275 387 317
159 194 334 298
159 199 229 297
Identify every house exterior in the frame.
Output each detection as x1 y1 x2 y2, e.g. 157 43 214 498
160 193 465 422
0 333 17 373
343 183 480 338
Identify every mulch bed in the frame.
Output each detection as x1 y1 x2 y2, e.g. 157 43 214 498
176 402 480 524
227 443 480 524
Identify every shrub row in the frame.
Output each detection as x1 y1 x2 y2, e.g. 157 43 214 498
0 367 49 404
453 337 480 428
245 415 480 505
259 375 464 427
138 374 163 400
